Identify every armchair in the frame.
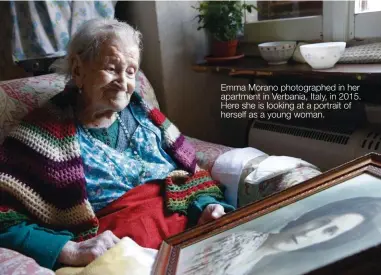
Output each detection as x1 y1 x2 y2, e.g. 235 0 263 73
0 71 235 274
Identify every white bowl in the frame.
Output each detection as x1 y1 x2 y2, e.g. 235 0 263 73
300 42 346 70
258 41 297 65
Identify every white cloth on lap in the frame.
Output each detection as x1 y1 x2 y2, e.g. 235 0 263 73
211 147 267 207
56 237 158 275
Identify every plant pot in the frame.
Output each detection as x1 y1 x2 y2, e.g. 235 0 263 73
211 39 238 57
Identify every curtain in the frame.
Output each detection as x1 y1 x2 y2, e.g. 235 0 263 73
10 1 116 62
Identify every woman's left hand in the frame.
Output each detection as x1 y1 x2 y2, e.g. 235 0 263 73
198 204 226 225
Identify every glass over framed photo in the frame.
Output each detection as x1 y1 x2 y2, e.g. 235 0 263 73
154 153 381 275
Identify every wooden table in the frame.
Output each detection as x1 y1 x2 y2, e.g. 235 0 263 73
192 56 381 83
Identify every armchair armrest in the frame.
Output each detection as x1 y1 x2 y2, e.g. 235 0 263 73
186 137 234 171
0 248 54 275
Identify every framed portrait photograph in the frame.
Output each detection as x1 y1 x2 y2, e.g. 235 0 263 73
154 153 381 275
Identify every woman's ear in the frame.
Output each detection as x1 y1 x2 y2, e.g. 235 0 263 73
71 55 85 89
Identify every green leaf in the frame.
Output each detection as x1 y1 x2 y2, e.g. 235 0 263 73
192 0 256 38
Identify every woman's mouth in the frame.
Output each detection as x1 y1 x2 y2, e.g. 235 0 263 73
109 89 126 94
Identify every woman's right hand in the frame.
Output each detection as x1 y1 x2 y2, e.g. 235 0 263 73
58 230 120 266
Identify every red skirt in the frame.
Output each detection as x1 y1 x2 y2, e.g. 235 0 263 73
96 182 188 249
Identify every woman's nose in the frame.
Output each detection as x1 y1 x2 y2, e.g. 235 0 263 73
116 72 128 89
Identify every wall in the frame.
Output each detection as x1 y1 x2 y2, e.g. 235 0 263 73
117 1 249 147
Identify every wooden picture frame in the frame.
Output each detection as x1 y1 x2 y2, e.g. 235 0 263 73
154 153 381 275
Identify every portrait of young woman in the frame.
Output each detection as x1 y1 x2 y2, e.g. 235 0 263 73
173 172 381 275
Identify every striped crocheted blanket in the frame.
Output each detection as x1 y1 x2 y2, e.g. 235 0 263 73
0 91 224 241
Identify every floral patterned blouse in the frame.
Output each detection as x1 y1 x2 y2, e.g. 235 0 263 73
77 101 177 212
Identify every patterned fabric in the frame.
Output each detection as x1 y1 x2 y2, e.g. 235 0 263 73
238 166 321 207
0 90 225 241
166 170 225 214
10 1 115 61
0 248 54 275
186 137 234 171
80 103 177 212
0 71 160 144
0 74 66 143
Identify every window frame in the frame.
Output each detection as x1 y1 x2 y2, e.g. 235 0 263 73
244 0 381 43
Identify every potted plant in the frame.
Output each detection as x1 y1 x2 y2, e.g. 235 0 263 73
193 1 256 57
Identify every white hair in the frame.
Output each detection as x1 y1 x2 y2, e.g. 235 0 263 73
52 18 142 78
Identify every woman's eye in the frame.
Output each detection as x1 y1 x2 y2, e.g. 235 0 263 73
107 66 115 71
323 226 338 236
126 67 136 75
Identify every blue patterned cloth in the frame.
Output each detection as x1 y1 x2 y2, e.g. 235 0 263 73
77 101 177 212
10 1 115 61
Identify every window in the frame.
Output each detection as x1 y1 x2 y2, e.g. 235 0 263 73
355 0 381 13
245 1 324 42
244 0 381 44
353 0 381 38
256 1 322 21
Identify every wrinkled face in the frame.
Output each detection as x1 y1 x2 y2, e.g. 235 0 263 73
74 39 140 112
272 213 364 251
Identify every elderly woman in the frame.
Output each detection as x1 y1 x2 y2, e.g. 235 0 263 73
0 19 234 270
